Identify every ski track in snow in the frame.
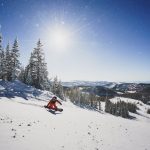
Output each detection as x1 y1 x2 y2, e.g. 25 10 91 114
0 97 150 150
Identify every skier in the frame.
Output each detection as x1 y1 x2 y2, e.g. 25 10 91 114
45 96 62 111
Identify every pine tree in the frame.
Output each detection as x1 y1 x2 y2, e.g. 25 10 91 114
0 32 3 79
51 76 58 95
24 64 31 84
25 40 50 90
147 109 150 114
1 49 6 80
105 99 111 113
98 99 101 111
36 40 49 89
18 67 26 83
5 43 12 81
11 38 21 80
29 52 37 86
57 80 64 100
51 76 64 100
0 33 7 80
121 102 129 118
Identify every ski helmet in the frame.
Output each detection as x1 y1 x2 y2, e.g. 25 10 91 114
53 96 57 99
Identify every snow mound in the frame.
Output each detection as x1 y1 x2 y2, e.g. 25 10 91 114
0 80 53 101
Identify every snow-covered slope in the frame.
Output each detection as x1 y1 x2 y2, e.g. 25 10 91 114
0 80 53 100
0 96 150 150
0 81 150 150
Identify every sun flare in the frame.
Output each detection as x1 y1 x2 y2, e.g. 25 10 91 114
53 30 68 46
47 27 72 53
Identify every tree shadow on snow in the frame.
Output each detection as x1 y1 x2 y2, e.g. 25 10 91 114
136 112 150 119
0 80 44 100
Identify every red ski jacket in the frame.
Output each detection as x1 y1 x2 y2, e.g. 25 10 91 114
47 99 62 110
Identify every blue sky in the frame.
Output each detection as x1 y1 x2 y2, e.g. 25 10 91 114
0 0 150 82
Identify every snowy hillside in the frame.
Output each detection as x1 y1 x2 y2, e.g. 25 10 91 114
0 98 150 150
0 80 53 100
0 81 150 150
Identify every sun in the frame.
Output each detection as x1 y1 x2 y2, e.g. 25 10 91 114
53 29 69 48
47 27 72 53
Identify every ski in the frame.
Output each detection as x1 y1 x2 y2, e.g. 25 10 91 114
44 105 63 112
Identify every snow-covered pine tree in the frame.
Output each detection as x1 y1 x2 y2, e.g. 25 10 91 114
105 99 111 113
18 67 26 83
5 43 12 81
28 52 37 86
26 39 49 90
51 76 64 100
11 38 21 80
0 32 3 79
120 101 129 118
0 33 7 80
57 80 65 100
147 108 150 114
23 64 31 85
98 98 101 111
1 48 6 80
51 76 58 95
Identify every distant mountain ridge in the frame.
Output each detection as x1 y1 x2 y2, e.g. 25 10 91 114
62 80 150 94
62 80 149 87
62 81 120 88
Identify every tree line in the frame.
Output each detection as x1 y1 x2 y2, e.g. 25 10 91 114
0 32 64 99
121 92 150 105
0 35 20 81
105 98 137 118
65 86 101 110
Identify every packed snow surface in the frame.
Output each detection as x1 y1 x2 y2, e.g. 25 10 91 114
0 96 150 150
0 81 150 150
